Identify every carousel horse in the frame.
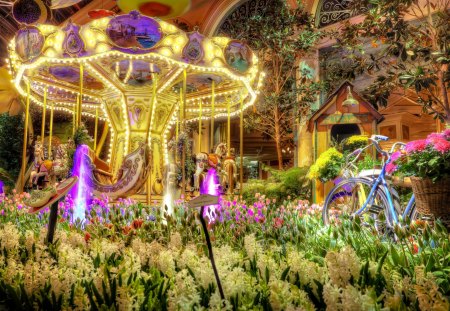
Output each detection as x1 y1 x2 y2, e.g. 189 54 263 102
29 141 51 189
193 142 227 192
52 141 72 181
83 142 151 199
221 148 238 193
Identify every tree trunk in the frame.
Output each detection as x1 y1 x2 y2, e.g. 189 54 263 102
274 108 283 169
275 137 283 170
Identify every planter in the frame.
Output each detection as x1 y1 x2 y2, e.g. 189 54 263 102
410 177 450 226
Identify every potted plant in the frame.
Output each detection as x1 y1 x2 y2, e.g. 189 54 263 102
389 130 450 222
308 147 344 183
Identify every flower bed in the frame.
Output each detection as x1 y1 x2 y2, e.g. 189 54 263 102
0 192 449 310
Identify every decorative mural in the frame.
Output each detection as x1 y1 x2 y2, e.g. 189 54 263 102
106 11 162 50
15 26 44 61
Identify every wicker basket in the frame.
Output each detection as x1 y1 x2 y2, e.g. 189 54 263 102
410 177 450 226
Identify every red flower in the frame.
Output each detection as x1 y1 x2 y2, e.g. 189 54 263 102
122 226 132 235
413 244 419 254
273 217 284 229
132 219 144 229
84 232 91 243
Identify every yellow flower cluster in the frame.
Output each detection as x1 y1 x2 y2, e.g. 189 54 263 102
308 147 344 181
345 135 369 149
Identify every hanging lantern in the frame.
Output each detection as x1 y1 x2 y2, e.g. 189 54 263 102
117 0 191 19
342 86 359 107
12 0 50 25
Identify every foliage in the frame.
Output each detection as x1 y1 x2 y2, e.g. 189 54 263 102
389 130 450 181
0 190 449 309
308 147 344 182
222 0 325 168
168 130 195 184
0 113 24 189
325 0 450 123
73 124 93 147
242 167 311 202
344 135 369 151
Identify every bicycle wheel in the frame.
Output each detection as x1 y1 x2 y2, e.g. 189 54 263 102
322 177 394 230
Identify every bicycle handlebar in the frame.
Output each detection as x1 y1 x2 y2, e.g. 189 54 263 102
369 135 388 156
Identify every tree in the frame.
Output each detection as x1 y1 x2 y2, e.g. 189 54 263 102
326 0 450 124
0 113 24 189
220 0 323 169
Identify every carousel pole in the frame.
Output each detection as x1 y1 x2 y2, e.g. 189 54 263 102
20 81 31 191
198 100 202 152
48 101 54 160
181 69 187 197
40 87 47 146
94 107 99 152
78 63 83 127
240 96 244 196
176 89 181 163
210 80 215 153
227 98 231 156
73 97 77 135
147 74 157 206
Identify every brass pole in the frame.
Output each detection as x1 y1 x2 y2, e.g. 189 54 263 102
227 98 231 156
181 69 187 197
95 123 109 157
78 63 83 127
240 96 244 196
40 87 47 146
146 74 157 206
198 100 202 152
73 97 77 135
147 74 157 206
20 81 31 191
94 107 99 152
48 101 54 160
210 80 215 153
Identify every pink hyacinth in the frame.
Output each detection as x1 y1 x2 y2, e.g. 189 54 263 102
405 139 428 154
386 162 398 174
433 138 450 154
390 151 402 162
442 129 450 139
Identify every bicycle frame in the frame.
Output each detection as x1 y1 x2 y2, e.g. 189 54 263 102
353 138 415 225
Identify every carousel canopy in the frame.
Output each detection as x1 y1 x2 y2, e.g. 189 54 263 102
8 10 262 119
7 10 263 166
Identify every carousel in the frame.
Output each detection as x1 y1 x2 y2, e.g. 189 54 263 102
7 10 264 206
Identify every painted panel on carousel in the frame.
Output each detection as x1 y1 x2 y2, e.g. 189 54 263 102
48 66 104 90
106 11 162 50
113 60 160 86
224 41 252 74
15 27 45 61
172 74 222 93
62 22 86 57
183 32 204 64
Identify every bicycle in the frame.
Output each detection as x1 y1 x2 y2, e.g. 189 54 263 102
322 135 417 231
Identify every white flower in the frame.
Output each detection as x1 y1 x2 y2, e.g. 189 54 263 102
168 232 183 251
325 247 360 287
157 249 176 277
244 234 262 259
168 269 200 311
0 222 20 254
